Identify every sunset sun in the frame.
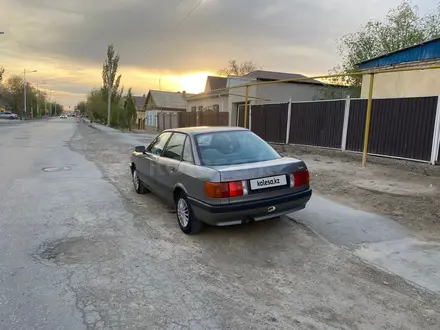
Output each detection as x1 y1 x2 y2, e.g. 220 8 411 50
174 72 212 94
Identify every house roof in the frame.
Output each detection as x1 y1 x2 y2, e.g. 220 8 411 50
188 71 328 101
357 37 440 70
187 90 228 101
243 70 324 85
205 76 227 92
147 90 192 110
134 96 147 109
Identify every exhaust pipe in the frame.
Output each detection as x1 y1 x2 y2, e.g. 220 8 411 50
242 218 254 225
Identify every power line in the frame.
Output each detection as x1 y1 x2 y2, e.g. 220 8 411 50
171 0 203 30
166 0 187 17
145 0 203 56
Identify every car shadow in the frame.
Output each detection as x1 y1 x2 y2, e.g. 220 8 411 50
199 216 297 240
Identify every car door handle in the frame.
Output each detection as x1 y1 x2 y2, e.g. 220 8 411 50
168 166 177 172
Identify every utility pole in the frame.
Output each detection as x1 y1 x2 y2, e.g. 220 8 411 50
107 65 112 127
44 92 47 116
23 70 27 120
36 81 40 117
49 89 53 116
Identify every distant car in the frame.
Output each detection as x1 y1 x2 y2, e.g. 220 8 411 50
129 127 312 234
59 114 68 119
0 111 18 119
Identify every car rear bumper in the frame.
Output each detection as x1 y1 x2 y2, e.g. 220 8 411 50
188 188 312 226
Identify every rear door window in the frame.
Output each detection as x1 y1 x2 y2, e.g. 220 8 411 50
182 137 194 163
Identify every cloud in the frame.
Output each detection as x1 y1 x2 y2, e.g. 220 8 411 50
0 0 436 105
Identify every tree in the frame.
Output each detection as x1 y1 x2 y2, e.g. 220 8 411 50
218 60 261 77
5 75 24 117
332 0 440 87
0 66 4 84
101 44 123 126
76 101 87 114
86 89 107 123
123 88 137 131
37 90 48 116
51 103 63 116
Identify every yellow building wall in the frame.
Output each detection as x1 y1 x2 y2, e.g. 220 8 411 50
361 68 440 98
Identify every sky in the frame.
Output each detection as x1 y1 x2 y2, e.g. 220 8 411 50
0 0 437 107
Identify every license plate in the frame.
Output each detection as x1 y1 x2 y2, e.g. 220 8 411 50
250 175 287 190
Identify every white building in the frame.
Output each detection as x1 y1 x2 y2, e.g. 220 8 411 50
187 70 337 126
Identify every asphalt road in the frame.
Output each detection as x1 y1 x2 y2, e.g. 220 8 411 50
0 119 439 329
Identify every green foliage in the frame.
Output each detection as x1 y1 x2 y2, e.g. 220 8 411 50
86 89 107 123
332 0 440 86
314 84 360 100
102 44 123 107
4 75 24 117
82 87 138 130
76 100 86 114
80 43 137 128
0 66 4 84
0 71 60 118
124 88 137 131
80 44 139 129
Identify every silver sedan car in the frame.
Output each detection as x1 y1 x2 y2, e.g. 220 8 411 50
129 127 312 234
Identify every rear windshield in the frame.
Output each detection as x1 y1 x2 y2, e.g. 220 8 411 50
195 130 280 166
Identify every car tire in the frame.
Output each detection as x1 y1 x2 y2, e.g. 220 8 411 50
132 169 148 194
175 192 203 235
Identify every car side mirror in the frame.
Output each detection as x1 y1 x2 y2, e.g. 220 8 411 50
135 146 146 153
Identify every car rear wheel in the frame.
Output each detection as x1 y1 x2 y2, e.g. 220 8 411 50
132 169 148 194
176 192 203 235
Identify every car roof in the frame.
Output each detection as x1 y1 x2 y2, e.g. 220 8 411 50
165 126 249 135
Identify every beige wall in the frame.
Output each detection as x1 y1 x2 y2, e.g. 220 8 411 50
255 82 322 104
186 96 227 112
186 82 325 126
361 68 440 98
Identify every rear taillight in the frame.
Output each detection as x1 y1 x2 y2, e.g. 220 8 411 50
293 170 310 187
228 181 244 197
204 181 245 198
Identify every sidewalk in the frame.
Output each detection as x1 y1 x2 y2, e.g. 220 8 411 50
84 120 156 146
284 147 440 294
0 117 50 126
288 196 440 294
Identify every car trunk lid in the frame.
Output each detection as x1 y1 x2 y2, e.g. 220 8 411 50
211 157 306 182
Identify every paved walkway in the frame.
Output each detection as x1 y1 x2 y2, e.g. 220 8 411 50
288 196 440 294
85 121 157 146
